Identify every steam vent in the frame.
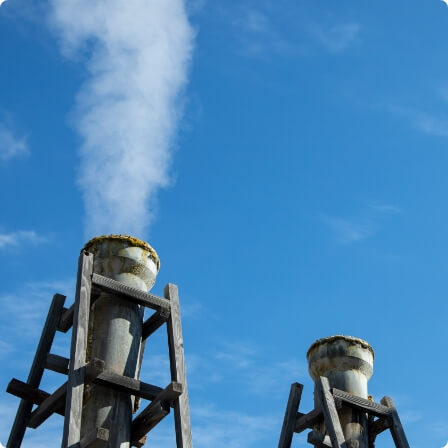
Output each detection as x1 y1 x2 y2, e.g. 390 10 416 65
307 335 374 448
84 235 160 289
6 234 193 448
278 334 410 448
81 235 161 447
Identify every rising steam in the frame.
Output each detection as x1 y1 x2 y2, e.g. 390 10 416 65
49 0 194 237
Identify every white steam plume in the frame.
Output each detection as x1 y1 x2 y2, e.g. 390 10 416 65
49 0 194 237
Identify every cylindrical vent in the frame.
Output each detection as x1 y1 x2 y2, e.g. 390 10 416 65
307 335 374 448
81 235 160 448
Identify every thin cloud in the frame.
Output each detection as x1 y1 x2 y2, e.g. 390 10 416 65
0 406 63 448
246 358 304 396
0 123 29 161
382 91 448 139
230 6 294 57
179 300 206 319
0 279 74 445
429 420 448 436
186 0 206 15
310 23 361 53
212 342 258 370
137 340 301 447
323 216 373 244
415 113 448 138
0 401 17 448
399 410 422 424
245 9 270 33
229 7 361 58
323 203 402 244
185 342 305 396
191 405 279 448
141 405 279 448
143 340 305 398
231 7 272 36
0 340 13 358
438 85 448 102
48 0 195 238
0 279 73 341
369 203 402 214
0 230 46 249
140 353 171 386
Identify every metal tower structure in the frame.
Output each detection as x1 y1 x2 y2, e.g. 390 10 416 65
6 237 193 448
278 336 410 448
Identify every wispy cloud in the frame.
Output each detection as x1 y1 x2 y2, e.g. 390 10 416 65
141 352 171 386
227 6 361 58
369 203 402 214
213 342 258 369
0 123 29 161
0 401 19 447
245 9 270 33
178 299 206 320
0 280 74 445
137 339 300 448
0 230 46 249
383 88 448 139
323 216 373 244
2 409 63 448
310 23 360 53
414 113 448 138
191 405 279 448
142 339 304 399
0 399 63 448
0 279 74 344
439 85 448 102
323 202 402 244
48 0 194 238
399 410 422 424
139 404 280 448
428 419 448 437
186 0 206 15
0 340 13 358
230 7 293 57
186 341 305 396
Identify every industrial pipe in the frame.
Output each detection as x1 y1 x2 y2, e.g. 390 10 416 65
307 335 374 448
81 235 160 447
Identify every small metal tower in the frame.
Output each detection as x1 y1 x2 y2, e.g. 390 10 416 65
278 335 410 448
6 236 193 448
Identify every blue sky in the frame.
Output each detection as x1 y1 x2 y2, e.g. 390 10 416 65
0 0 447 447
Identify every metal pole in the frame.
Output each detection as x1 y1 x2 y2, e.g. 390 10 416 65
307 335 374 448
81 235 160 448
